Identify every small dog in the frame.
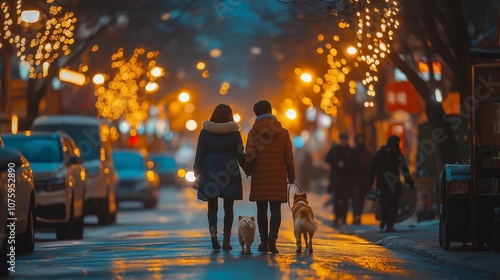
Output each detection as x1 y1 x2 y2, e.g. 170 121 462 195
238 215 256 254
292 193 318 253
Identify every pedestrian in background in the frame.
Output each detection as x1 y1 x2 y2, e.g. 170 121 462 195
325 133 359 226
368 135 414 232
352 133 373 225
244 100 295 253
193 104 245 250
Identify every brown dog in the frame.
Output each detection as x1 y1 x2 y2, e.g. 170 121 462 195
292 193 318 253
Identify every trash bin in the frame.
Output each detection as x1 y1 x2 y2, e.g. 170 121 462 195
439 164 471 250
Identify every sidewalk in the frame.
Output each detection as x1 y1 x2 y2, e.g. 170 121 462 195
306 192 500 278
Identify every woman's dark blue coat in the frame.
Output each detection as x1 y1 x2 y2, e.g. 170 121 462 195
194 121 245 201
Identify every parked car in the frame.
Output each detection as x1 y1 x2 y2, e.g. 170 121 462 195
1 132 86 240
112 149 159 209
0 147 36 277
32 115 118 225
150 152 179 186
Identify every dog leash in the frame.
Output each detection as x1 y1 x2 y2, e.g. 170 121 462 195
287 182 305 211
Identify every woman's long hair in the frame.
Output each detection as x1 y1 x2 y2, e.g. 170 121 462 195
210 104 234 123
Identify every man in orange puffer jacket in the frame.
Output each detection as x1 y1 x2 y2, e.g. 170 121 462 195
244 100 296 253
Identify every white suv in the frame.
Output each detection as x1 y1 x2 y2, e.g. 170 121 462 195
32 116 118 225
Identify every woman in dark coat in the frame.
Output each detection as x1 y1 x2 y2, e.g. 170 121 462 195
368 135 414 232
325 133 359 226
194 104 245 250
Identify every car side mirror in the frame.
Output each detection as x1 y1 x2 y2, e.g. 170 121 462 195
69 155 84 165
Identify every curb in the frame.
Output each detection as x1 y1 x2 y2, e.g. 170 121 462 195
373 236 500 278
315 213 500 278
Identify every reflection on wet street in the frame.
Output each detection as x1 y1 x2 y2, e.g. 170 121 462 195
15 186 492 280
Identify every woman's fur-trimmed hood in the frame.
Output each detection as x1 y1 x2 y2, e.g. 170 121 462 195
203 121 240 134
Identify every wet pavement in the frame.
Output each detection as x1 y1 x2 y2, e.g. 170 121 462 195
13 181 496 279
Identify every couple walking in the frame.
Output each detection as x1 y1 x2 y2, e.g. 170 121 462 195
193 100 295 253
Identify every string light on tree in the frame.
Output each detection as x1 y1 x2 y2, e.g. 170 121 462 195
93 48 164 128
314 0 399 116
1 0 77 78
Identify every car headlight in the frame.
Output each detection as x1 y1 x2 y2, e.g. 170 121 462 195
45 178 67 192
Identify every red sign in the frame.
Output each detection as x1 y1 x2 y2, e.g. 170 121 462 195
385 82 424 114
449 181 469 195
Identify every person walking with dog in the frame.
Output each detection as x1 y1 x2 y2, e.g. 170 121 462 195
244 100 295 253
352 133 373 224
368 135 414 232
193 104 245 251
325 133 358 226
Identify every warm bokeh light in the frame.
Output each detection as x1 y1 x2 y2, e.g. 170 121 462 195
11 114 18 134
94 48 162 128
196 62 206 70
150 66 164 77
347 46 357 55
145 82 159 93
93 74 105 85
233 113 241 123
179 92 190 103
3 1 77 78
314 3 399 117
209 48 222 58
221 82 230 90
185 171 196 183
184 103 195 113
59 68 86 86
177 168 186 178
300 73 312 83
286 108 297 120
185 119 197 131
20 10 40 23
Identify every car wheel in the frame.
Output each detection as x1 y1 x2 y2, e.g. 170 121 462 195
98 194 112 225
56 196 77 240
18 196 35 253
71 214 84 240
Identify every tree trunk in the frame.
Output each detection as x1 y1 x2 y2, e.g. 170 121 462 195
22 79 47 130
390 53 461 170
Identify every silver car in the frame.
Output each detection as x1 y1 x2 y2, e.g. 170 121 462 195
1 132 86 240
32 115 118 225
113 149 159 209
0 146 35 277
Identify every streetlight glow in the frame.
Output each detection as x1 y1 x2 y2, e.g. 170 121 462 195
347 46 358 55
196 62 206 70
93 74 105 85
300 73 312 83
186 120 198 131
59 68 86 86
179 92 190 103
20 10 40 23
150 66 164 77
145 82 159 93
233 113 241 123
286 108 297 120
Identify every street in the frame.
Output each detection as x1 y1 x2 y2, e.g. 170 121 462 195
13 182 492 280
